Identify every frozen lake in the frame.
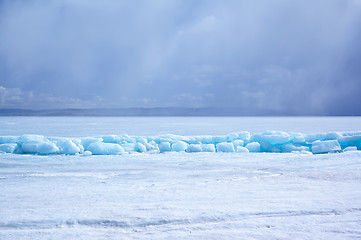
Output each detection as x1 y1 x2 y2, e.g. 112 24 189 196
1 117 361 239
1 116 361 136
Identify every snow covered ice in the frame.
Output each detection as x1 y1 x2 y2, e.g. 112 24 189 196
1 117 361 239
1 151 361 239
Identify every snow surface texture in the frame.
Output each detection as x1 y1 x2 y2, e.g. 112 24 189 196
1 152 361 239
0 131 360 155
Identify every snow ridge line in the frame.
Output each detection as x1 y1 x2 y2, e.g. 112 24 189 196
1 208 361 230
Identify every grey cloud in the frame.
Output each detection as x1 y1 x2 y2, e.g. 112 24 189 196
0 85 104 109
0 0 360 114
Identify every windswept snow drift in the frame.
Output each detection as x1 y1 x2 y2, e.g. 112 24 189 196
0 131 360 155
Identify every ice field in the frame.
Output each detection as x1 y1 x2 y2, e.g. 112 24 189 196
1 117 361 155
1 117 361 239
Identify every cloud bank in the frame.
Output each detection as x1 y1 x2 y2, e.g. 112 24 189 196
0 0 360 115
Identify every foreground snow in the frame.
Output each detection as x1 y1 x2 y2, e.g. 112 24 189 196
1 152 361 239
0 131 360 155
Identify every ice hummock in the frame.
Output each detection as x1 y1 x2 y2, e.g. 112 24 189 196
0 131 360 155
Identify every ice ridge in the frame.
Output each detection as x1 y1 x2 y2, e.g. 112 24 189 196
0 131 360 155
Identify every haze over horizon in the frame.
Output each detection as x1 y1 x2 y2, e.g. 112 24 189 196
1 0 361 115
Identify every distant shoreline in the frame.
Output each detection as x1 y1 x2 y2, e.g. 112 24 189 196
0 108 359 116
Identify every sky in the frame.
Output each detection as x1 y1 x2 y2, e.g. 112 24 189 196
0 0 361 115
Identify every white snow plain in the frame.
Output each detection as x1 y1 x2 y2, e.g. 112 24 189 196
0 117 361 239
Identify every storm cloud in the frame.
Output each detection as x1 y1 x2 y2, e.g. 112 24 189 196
1 0 361 115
